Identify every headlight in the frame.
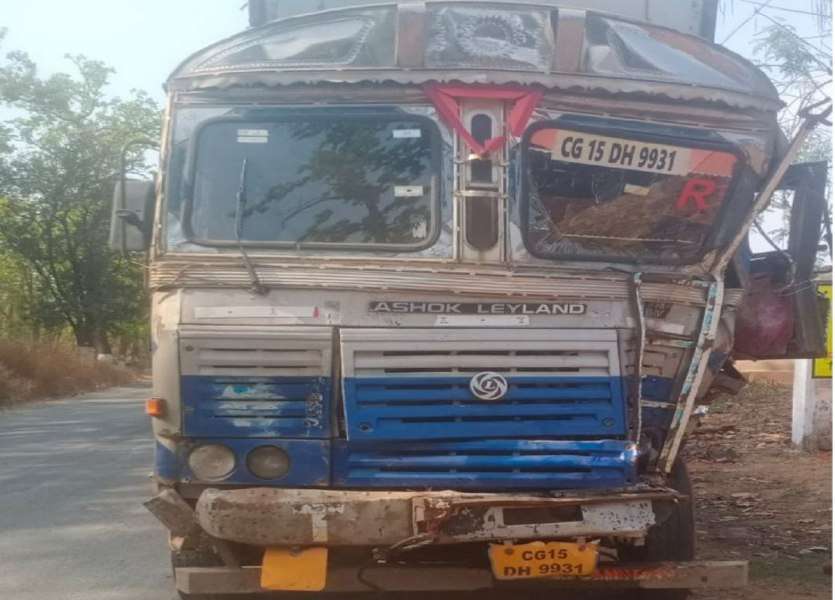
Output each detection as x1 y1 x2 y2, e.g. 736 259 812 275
187 444 236 481
247 446 291 480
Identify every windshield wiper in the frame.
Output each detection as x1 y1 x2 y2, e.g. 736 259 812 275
234 158 267 295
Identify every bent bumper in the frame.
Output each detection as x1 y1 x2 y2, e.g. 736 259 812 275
193 487 678 546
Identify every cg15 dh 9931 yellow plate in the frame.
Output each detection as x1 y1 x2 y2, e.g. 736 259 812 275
489 541 599 581
261 547 328 592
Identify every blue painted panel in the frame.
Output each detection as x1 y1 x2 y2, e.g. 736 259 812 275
641 376 677 449
154 441 179 482
333 439 637 490
179 438 330 487
181 376 331 438
642 376 675 403
343 376 626 441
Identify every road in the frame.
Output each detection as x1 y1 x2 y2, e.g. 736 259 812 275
0 385 176 600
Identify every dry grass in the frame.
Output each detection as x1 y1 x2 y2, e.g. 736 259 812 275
0 340 136 406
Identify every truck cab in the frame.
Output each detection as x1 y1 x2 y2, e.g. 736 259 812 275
113 1 829 597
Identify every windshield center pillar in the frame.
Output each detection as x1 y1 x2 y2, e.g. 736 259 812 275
457 100 506 264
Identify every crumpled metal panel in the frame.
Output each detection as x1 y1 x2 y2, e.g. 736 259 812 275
426 6 553 71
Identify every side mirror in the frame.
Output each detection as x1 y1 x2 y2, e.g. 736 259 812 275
110 178 155 252
110 137 159 254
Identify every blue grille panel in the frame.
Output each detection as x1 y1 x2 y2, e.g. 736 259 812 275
333 439 637 489
181 376 331 438
343 376 626 441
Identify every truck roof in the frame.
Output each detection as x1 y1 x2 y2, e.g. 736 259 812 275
171 1 778 113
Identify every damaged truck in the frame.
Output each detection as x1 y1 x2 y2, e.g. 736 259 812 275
111 0 831 597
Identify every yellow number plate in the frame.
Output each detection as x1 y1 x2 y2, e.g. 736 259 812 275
261 547 328 592
488 541 599 581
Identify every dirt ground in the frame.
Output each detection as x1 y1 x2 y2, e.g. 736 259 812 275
687 381 832 599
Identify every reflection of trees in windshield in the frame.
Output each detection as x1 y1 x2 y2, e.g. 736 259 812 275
242 121 433 244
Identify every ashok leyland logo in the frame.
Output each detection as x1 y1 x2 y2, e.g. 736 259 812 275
470 372 509 401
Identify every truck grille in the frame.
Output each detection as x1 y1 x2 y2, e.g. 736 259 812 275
180 326 331 377
333 439 637 490
179 327 333 438
340 329 625 441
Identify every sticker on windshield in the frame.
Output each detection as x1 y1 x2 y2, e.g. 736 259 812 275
393 129 422 139
394 186 425 197
238 129 269 144
543 130 739 179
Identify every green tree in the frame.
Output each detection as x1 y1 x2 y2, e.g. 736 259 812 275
754 18 832 258
0 32 161 352
720 3 832 258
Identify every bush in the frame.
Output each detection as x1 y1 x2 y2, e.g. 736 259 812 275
0 340 135 405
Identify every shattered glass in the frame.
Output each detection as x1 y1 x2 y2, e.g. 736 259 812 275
426 6 553 71
523 125 739 262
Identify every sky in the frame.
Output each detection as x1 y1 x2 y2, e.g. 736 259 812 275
0 0 247 99
0 1 828 101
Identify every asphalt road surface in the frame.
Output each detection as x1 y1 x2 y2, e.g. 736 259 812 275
0 385 176 600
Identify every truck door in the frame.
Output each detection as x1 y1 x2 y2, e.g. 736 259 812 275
733 161 830 359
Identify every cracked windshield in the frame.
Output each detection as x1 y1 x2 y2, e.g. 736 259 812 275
525 127 739 261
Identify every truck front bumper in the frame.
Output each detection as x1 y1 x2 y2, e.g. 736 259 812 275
176 561 748 594
145 487 749 594
192 487 677 547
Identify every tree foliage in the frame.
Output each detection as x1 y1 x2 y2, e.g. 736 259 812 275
0 30 161 352
718 5 833 259
756 19 831 260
